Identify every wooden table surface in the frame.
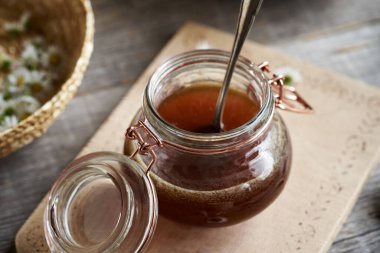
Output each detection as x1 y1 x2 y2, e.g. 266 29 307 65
1 0 379 252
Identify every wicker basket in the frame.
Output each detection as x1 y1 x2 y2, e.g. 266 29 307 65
0 0 94 157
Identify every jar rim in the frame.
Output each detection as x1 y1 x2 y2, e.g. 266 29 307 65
144 49 275 148
44 152 158 253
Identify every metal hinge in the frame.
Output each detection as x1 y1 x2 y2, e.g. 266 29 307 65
258 61 314 114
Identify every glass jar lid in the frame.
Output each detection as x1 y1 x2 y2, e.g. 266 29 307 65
44 152 158 253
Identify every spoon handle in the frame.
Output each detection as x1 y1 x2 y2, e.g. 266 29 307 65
213 0 264 129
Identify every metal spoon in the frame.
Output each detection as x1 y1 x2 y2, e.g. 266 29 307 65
212 0 264 132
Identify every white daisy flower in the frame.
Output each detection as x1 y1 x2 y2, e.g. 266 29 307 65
0 115 19 132
27 70 53 93
7 67 50 89
28 70 47 84
22 43 40 69
195 40 211 50
5 67 29 93
11 95 40 116
274 67 303 86
6 67 30 90
3 12 30 35
41 45 62 68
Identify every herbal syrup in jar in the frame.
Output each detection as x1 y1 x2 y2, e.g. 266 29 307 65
124 50 294 226
157 84 260 133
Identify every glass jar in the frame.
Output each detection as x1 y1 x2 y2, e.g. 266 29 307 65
45 50 312 252
123 50 312 226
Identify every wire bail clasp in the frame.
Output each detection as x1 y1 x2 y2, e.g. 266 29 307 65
258 61 314 113
125 120 163 173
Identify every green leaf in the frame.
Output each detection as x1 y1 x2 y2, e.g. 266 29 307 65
283 75 293 86
7 29 21 37
1 59 12 71
24 21 31 31
3 92 12 100
4 107 16 116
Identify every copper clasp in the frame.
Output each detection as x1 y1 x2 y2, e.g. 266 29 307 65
125 120 162 172
258 61 314 113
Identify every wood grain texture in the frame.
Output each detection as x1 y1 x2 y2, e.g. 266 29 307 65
1 0 380 252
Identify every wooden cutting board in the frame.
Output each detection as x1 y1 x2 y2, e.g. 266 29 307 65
16 22 380 253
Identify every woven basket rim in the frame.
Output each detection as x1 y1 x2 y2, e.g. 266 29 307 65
0 0 95 139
